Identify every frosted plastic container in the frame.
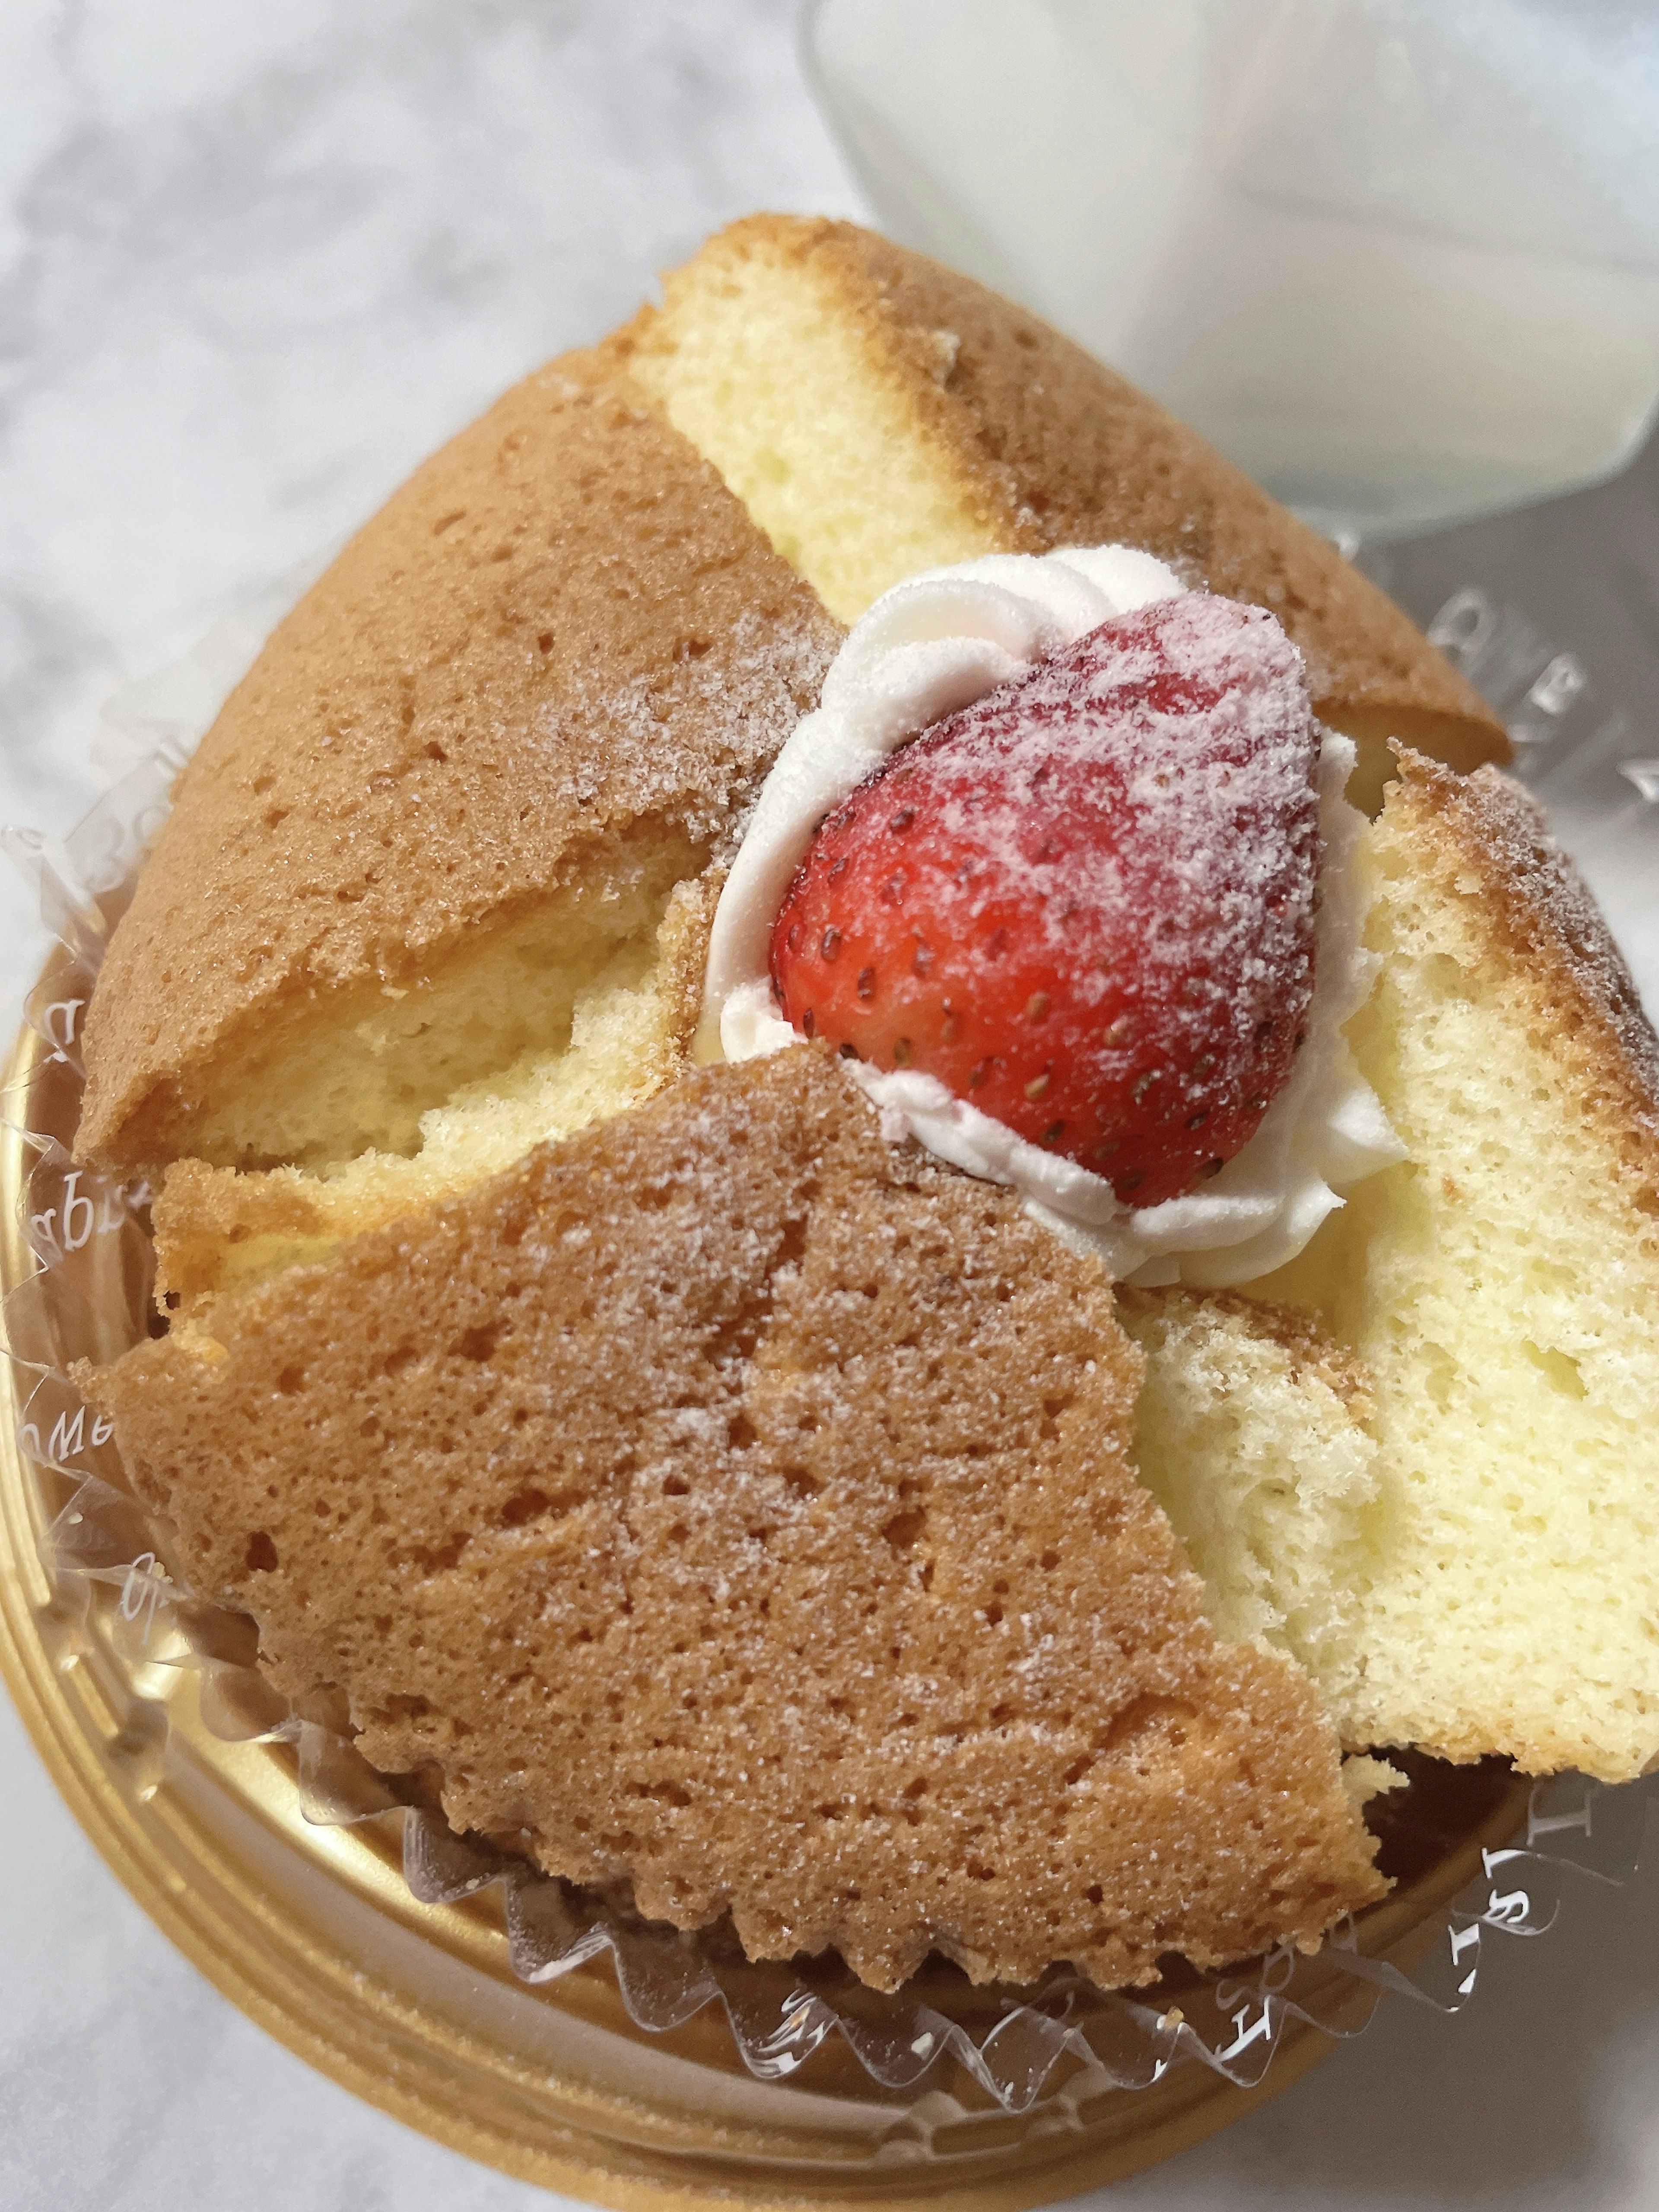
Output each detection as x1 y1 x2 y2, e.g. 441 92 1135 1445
804 0 1659 541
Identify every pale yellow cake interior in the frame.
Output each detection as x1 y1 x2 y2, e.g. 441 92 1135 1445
155 856 714 1308
1122 1292 1381 1703
1127 788 1659 1784
628 247 997 623
192 828 704 1174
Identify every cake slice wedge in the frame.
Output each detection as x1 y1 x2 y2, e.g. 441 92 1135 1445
75 356 841 1181
79 1048 1386 1994
1125 752 1659 1784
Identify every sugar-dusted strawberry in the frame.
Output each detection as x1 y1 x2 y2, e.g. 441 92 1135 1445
768 593 1322 1208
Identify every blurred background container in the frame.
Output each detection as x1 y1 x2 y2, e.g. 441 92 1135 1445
807 0 1659 1004
806 0 1659 543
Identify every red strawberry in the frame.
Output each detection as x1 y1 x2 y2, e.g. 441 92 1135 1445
768 593 1321 1208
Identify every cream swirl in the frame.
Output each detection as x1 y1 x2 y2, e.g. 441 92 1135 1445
700 547 1403 1288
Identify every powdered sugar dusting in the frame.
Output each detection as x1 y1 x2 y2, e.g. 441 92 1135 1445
534 606 839 858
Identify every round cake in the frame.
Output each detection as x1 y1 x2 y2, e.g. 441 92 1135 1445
69 219 1659 2000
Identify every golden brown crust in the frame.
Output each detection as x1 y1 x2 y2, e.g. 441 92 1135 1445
636 216 1503 789
652 857 726 1058
1387 748 1659 1226
149 1162 330 1308
84 1049 1384 1993
77 355 840 1174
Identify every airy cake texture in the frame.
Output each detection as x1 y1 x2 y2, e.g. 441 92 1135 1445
617 215 1504 807
152 872 717 1310
80 1049 1385 1993
1128 755 1659 1783
1122 1289 1379 1696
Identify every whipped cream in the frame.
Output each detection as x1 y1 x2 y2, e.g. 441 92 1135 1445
700 547 1403 1289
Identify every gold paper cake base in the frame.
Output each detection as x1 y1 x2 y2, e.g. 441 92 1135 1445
0 986 1532 2209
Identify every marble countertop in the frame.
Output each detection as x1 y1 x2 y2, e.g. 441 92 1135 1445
3 6 1658 2208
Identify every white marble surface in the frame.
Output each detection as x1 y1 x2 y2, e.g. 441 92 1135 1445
3 5 1659 2209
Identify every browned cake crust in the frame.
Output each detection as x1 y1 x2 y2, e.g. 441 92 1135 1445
77 356 840 1174
618 215 1504 793
1389 748 1659 1201
83 1049 1385 1993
